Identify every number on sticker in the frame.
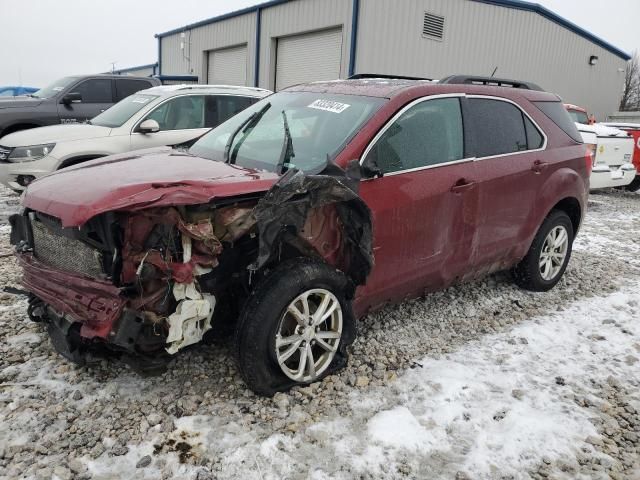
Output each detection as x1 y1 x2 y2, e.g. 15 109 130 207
307 99 351 114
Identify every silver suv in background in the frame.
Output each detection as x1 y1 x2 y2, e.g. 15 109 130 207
0 85 272 190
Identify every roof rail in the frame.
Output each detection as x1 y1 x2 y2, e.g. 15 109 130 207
439 75 544 91
348 73 433 81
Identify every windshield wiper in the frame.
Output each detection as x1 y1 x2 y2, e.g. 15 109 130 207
276 110 295 174
224 102 271 164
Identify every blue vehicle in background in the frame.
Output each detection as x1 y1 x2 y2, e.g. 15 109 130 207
0 86 39 97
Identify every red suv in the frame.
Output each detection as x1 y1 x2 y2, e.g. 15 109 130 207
10 75 590 395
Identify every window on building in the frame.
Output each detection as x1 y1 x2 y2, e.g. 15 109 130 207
365 97 464 174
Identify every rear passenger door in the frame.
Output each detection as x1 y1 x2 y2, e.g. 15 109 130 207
58 78 114 123
357 96 478 308
466 96 546 274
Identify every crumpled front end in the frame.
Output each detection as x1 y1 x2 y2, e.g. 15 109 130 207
10 202 258 371
9 169 373 372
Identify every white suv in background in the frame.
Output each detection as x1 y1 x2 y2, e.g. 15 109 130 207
0 85 272 191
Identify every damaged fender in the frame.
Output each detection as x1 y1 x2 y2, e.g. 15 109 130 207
251 167 373 286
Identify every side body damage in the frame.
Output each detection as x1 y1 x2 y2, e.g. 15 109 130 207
10 168 372 372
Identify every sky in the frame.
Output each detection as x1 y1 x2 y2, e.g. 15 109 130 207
0 0 638 87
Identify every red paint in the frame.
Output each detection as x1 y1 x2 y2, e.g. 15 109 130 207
17 253 125 338
22 147 279 227
18 80 589 330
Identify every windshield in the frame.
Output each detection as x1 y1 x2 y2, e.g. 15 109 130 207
567 109 590 125
91 93 158 127
31 76 78 99
189 92 385 174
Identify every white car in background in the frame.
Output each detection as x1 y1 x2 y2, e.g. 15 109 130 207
575 123 635 190
0 85 272 191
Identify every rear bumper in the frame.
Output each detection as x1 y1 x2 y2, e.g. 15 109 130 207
590 163 636 190
16 252 125 339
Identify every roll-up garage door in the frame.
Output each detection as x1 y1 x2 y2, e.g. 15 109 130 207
207 45 247 86
275 28 343 91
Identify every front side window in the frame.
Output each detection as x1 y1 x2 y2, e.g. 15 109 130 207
91 94 159 127
144 95 205 130
190 92 385 174
365 97 465 174
70 79 113 103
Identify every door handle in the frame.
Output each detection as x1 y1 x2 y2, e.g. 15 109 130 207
531 160 549 173
450 179 476 194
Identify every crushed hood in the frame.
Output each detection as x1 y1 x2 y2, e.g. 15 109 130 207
1 123 112 146
22 147 280 227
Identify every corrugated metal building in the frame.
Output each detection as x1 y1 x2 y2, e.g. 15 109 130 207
155 0 630 118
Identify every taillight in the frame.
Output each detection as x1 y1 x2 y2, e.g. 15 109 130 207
585 143 596 175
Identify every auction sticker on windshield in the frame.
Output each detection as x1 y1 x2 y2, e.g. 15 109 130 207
308 99 350 114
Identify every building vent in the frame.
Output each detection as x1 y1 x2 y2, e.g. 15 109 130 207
422 12 445 40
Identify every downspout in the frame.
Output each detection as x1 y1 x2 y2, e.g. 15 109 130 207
254 7 262 87
157 35 162 75
348 0 360 77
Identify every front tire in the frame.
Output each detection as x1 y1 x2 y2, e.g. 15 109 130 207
512 210 574 292
235 258 356 396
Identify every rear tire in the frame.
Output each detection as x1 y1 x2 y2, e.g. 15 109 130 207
512 210 574 292
235 257 356 396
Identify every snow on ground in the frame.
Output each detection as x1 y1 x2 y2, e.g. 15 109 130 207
1 186 640 480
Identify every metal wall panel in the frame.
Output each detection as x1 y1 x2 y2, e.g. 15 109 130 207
208 45 249 85
355 0 627 118
275 28 343 90
161 12 256 86
258 0 353 89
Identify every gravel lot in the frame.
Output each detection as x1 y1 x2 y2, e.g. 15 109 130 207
0 185 639 480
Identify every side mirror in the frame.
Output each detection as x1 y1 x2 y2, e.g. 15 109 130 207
137 119 160 134
61 92 82 105
360 153 383 179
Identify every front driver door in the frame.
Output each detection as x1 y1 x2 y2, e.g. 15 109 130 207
356 96 478 312
130 95 211 150
57 78 114 124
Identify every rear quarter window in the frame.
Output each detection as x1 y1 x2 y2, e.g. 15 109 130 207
534 101 583 143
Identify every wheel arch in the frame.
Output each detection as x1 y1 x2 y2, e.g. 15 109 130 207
549 196 582 235
57 154 105 170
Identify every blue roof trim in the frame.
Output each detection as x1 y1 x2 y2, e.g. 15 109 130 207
155 0 631 62
472 0 630 60
114 63 159 74
155 0 291 38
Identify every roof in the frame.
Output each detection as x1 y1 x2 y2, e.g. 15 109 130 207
284 78 558 102
155 0 631 61
142 84 272 97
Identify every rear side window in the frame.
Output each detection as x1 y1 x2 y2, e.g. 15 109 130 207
466 98 532 157
534 101 582 143
366 97 464 174
524 116 544 149
204 95 256 128
70 79 113 103
115 79 153 101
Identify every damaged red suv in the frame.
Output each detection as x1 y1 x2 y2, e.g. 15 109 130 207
10 75 589 395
